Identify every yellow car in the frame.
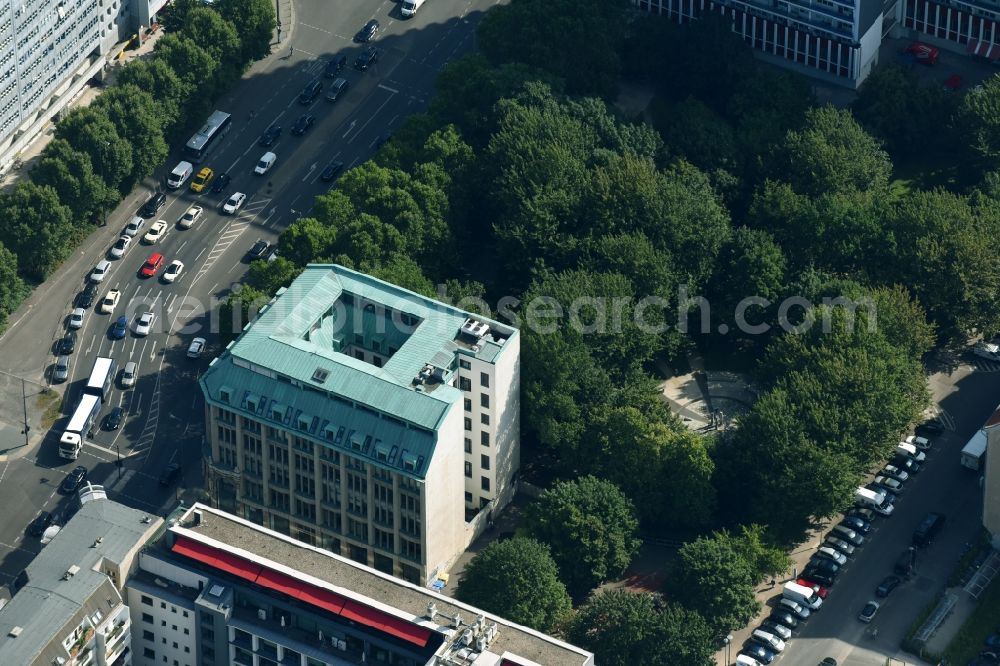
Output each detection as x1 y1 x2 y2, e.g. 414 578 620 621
189 167 214 192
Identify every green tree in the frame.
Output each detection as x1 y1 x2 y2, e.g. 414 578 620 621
568 591 714 666
54 108 134 193
476 0 627 97
707 226 787 333
276 217 336 266
370 255 436 296
219 285 269 346
525 476 641 596
215 0 276 64
0 183 75 281
31 138 115 224
455 537 571 632
0 241 29 332
154 34 219 93
772 105 892 197
245 256 304 296
655 97 740 175
182 7 243 86
116 59 192 140
670 531 761 633
92 84 168 185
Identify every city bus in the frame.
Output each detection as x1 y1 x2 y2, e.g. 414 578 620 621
184 110 232 163
84 356 116 401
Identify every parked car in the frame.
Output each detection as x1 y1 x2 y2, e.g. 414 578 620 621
768 610 799 631
27 511 54 536
848 506 876 523
76 282 98 308
751 629 785 653
858 600 880 623
807 557 841 576
740 643 776 665
882 464 910 482
90 259 111 283
797 577 831 595
875 475 904 492
211 172 231 193
187 337 206 358
53 355 70 383
109 234 131 258
68 308 85 330
892 454 922 474
841 515 871 534
100 289 121 314
801 567 837 587
778 598 811 619
124 215 145 236
830 524 864 547
58 330 77 355
825 536 856 556
916 419 945 437
905 434 932 451
875 575 901 597
974 341 1000 361
814 546 847 565
141 192 166 217
759 619 791 640
60 465 88 493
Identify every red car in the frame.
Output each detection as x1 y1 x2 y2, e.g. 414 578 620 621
139 252 164 278
905 41 939 65
797 578 830 598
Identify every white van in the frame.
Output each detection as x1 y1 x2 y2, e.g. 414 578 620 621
897 441 927 462
751 629 785 653
856 486 894 515
167 160 193 189
735 656 763 666
782 581 823 610
254 151 276 175
401 0 426 17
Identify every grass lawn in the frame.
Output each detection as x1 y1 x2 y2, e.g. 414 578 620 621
941 573 1000 665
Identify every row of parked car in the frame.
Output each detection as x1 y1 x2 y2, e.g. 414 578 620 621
735 426 941 666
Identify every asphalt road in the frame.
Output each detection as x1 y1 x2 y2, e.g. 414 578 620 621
0 0 493 591
746 358 1000 666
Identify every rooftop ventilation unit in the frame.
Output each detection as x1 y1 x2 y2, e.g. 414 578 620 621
91 537 103 548
461 318 490 339
8 626 21 638
311 367 330 384
62 565 80 580
193 509 204 526
426 602 437 621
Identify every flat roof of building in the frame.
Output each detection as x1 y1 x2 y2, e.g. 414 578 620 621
0 499 163 665
168 504 591 666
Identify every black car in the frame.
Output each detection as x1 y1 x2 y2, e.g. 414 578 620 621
801 566 837 587
807 557 841 575
355 19 379 42
76 282 98 308
841 515 871 534
159 462 181 486
916 419 945 437
848 506 876 522
320 160 344 182
60 465 88 493
58 330 77 355
913 512 946 547
291 114 315 136
875 574 901 597
27 511 54 536
325 77 349 102
894 548 916 576
354 46 380 71
141 192 166 217
211 172 231 194
892 454 921 474
741 643 776 664
324 53 347 77
768 610 799 630
103 406 124 430
298 79 322 104
247 239 270 261
258 124 282 147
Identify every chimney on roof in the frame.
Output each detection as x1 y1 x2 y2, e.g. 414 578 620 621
91 537 103 548
193 509 203 526
426 602 437 621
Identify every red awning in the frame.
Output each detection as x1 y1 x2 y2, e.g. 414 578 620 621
170 536 433 648
172 537 261 583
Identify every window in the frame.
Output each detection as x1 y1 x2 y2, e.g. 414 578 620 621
141 595 153 606
142 613 153 624
464 438 471 453
481 431 490 447
459 377 471 392
143 630 154 641
144 648 156 659
464 461 472 477
480 372 490 388
480 393 489 408
460 359 471 370
464 398 471 412
465 491 472 503
480 413 490 425
160 602 166 609
481 476 490 491
481 454 490 471
464 417 471 431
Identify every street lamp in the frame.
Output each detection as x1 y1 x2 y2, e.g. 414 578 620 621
19 377 29 448
722 634 732 666
113 444 121 481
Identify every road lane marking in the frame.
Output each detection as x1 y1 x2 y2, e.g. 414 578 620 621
194 247 207 262
378 84 400 94
347 95 395 144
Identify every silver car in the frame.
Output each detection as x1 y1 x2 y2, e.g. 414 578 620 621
120 361 137 388
53 355 70 382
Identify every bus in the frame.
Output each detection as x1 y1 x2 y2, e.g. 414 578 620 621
84 356 116 401
59 394 102 460
184 110 232 163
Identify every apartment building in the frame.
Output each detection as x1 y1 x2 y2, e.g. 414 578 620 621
127 504 592 666
0 0 167 171
201 265 520 585
983 406 1000 547
0 491 164 666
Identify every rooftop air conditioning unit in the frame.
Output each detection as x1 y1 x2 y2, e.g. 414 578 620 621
257 609 267 620
461 318 490 339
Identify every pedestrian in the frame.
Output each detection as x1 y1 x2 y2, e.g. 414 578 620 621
289 44 294 57
248 110 256 120
768 577 776 589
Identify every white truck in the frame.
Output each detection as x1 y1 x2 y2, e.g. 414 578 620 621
961 429 987 470
400 0 426 17
782 581 823 610
856 486 894 515
59 393 102 460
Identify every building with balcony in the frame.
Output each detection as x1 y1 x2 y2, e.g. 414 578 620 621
0 492 164 666
127 503 593 666
901 0 1000 63
983 405 1000 546
201 264 520 585
0 0 168 171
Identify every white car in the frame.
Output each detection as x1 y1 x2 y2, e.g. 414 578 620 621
120 361 137 388
187 337 206 358
143 220 168 243
100 289 121 314
133 311 155 336
162 260 184 283
68 308 85 329
109 234 131 259
223 192 246 215
124 215 145 237
875 475 903 490
750 629 785 653
815 546 847 565
89 259 111 283
178 205 203 229
858 600 880 623
905 434 931 451
974 341 1000 361
882 464 910 482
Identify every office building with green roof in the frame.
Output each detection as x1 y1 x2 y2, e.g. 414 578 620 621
201 265 520 585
